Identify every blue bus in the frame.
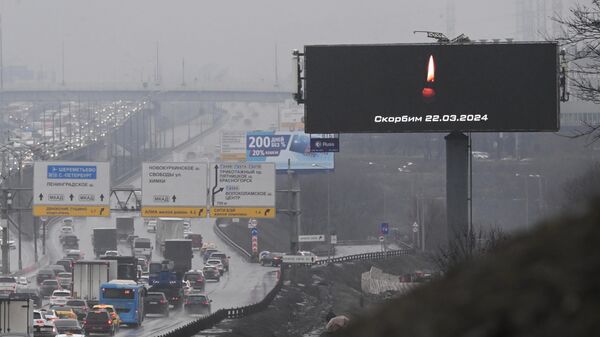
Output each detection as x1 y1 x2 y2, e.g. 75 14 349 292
99 280 146 327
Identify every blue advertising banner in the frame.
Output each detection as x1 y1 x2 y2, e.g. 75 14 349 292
246 131 334 171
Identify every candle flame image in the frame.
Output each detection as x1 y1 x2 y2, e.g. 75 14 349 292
426 55 435 83
422 54 436 100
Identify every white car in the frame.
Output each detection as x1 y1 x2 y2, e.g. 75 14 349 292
59 226 73 237
205 259 224 275
49 289 71 306
33 310 55 335
16 276 28 286
103 250 119 257
147 220 157 233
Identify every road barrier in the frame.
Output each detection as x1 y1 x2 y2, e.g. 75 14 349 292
213 223 252 258
157 229 415 337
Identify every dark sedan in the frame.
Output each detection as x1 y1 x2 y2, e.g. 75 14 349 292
53 319 82 335
144 292 169 316
260 252 284 267
65 299 88 321
183 294 212 315
39 279 61 297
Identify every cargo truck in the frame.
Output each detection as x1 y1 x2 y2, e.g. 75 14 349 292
99 256 139 281
116 216 135 241
164 239 193 274
92 228 117 258
0 298 34 335
155 218 184 254
72 260 118 306
133 237 153 259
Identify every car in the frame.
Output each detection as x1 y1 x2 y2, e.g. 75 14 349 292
182 280 193 297
48 264 67 276
208 252 230 271
56 259 74 273
138 276 149 289
83 310 116 336
205 259 224 275
203 248 219 263
65 250 83 261
37 269 56 284
258 250 271 264
62 218 74 227
13 287 42 307
40 279 61 297
183 227 192 234
260 252 285 267
51 306 77 320
102 250 119 258
0 276 17 295
147 220 157 233
65 299 88 321
202 265 220 282
200 242 217 255
59 226 74 239
183 293 212 315
53 318 83 335
40 309 58 322
183 270 205 290
57 272 72 290
61 235 80 250
136 257 148 271
92 304 121 327
33 310 55 337
16 276 28 286
144 292 169 317
50 289 72 306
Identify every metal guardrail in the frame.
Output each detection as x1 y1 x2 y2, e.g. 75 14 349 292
156 245 414 337
156 270 283 337
213 223 251 258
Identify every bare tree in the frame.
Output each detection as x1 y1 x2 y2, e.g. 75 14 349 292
554 1 600 140
429 226 509 273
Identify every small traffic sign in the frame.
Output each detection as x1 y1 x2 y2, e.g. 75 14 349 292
298 234 325 242
380 222 389 235
330 235 337 244
379 235 385 242
250 228 258 236
282 255 316 264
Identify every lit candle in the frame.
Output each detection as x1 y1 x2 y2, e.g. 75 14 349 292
422 55 436 101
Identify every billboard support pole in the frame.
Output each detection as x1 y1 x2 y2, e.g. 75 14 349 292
445 132 469 245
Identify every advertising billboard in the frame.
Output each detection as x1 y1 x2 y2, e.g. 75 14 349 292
303 42 559 133
246 131 334 171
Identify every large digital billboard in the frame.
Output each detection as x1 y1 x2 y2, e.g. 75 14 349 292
303 42 559 133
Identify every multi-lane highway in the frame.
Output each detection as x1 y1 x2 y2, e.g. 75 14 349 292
17 102 282 336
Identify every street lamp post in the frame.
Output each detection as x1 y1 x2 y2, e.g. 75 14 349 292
368 162 386 222
515 173 543 230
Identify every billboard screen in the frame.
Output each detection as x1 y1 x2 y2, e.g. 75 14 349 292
304 42 559 133
246 131 334 171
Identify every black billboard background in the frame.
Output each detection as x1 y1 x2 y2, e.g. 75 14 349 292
304 42 559 133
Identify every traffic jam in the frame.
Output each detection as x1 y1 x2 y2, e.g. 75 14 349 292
1 215 225 336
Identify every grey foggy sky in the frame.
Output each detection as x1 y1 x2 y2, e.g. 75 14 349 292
0 0 584 88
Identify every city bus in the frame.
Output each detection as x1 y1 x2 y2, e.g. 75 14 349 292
99 280 146 327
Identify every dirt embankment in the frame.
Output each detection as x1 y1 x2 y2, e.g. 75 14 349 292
215 255 433 337
330 201 600 337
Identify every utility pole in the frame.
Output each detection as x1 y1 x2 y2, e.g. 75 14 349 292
1 189 9 275
61 41 65 86
0 15 4 91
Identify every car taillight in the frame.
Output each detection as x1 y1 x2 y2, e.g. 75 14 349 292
202 301 209 305
107 320 112 325
82 320 86 325
184 300 190 305
160 299 167 304
111 313 116 319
